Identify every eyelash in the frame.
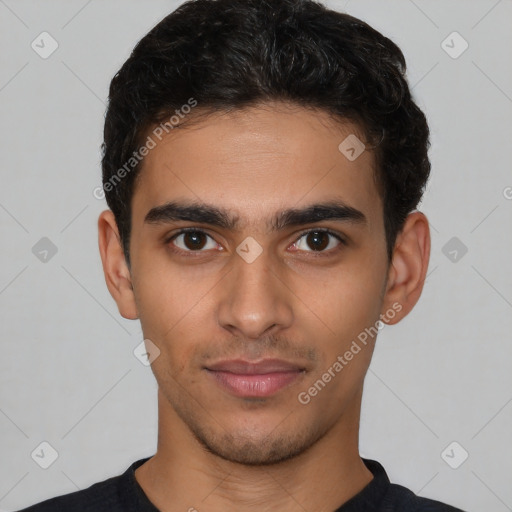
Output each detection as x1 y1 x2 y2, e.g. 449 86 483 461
165 227 346 257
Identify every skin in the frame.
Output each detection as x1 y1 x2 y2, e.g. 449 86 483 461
98 101 430 512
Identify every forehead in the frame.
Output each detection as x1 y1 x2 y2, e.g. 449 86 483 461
131 103 382 232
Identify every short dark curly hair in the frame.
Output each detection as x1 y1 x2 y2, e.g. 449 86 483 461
101 0 431 267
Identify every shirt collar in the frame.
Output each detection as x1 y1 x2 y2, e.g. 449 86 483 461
124 456 389 511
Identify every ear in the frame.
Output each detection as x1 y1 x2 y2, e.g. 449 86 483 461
380 211 431 325
98 210 138 320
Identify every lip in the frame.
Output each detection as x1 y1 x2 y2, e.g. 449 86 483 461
206 358 304 374
205 359 305 398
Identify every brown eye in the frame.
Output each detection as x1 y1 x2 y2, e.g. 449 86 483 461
306 231 329 251
183 232 207 250
172 231 217 251
292 230 342 252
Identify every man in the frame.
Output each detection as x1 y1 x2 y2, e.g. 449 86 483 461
19 0 465 510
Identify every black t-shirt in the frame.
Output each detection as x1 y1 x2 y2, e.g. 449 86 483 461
17 457 465 511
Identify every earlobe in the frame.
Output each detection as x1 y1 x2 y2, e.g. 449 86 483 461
98 210 139 320
381 211 431 325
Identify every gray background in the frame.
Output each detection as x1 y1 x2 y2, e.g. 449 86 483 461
1 1 511 511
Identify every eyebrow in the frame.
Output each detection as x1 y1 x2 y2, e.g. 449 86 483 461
144 200 367 231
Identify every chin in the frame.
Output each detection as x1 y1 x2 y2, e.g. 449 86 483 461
189 419 325 467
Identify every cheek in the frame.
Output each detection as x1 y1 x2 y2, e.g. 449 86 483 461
294 268 384 413
132 264 217 376
292 261 385 345
132 253 214 332
336 279 383 338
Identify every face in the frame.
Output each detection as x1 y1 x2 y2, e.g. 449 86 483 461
109 102 403 465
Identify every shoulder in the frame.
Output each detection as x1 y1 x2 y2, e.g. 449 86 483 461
16 475 124 512
16 480 115 512
15 458 150 512
383 482 466 512
358 459 466 512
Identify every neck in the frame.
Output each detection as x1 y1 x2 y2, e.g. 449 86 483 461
135 387 373 512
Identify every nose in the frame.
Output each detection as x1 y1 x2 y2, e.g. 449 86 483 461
216 248 294 340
